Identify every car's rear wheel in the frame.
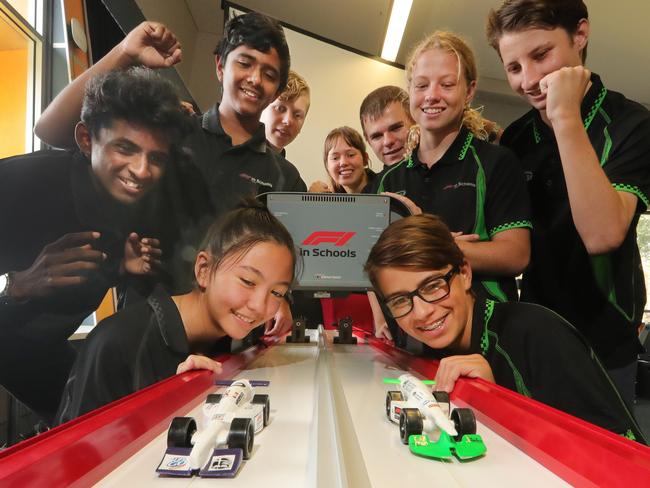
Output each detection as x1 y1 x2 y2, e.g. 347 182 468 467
251 394 270 426
206 393 222 404
385 391 403 419
433 391 450 404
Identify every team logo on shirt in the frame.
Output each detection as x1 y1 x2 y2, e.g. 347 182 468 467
239 172 273 188
443 182 476 191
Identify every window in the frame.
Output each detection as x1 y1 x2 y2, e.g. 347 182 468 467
637 213 650 324
0 0 43 158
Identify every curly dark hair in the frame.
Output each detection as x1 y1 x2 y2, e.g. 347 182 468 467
214 12 290 93
80 66 191 146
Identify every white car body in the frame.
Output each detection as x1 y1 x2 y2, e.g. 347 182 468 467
387 374 457 436
157 379 268 477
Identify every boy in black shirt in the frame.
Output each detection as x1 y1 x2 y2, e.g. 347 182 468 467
0 67 188 422
365 214 646 443
487 0 650 403
34 12 307 335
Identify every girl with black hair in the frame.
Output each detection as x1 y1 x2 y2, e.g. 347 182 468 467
56 201 296 424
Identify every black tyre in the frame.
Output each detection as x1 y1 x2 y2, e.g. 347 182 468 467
433 391 450 405
399 408 423 444
451 408 477 441
385 391 403 419
228 417 254 459
167 417 197 448
206 393 223 404
252 394 270 426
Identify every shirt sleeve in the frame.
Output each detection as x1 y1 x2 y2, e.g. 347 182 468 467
602 114 650 212
484 146 533 238
55 316 134 425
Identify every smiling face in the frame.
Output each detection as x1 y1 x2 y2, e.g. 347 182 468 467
260 93 310 150
325 136 368 193
77 119 169 205
376 263 474 351
198 241 293 340
498 25 587 112
409 48 475 138
216 44 282 120
362 101 413 166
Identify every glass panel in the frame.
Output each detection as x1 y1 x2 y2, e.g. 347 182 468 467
52 0 64 43
5 0 41 32
637 213 650 324
0 10 33 158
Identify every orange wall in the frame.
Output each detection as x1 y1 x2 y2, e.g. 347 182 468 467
0 48 28 159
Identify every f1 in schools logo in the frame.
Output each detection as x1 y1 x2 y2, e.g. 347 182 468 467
301 231 357 258
302 231 356 246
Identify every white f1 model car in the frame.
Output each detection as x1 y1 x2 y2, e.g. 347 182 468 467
385 374 486 460
156 379 270 478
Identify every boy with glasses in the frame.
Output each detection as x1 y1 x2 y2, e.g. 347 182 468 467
365 214 646 442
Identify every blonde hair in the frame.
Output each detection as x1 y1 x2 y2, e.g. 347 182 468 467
277 70 310 104
403 31 500 160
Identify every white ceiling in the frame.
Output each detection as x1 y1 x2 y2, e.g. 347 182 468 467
154 0 650 107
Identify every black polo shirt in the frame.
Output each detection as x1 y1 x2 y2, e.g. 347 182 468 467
334 168 377 193
55 285 231 424
500 73 650 368
370 127 531 301
0 149 144 421
152 104 307 293
427 298 645 442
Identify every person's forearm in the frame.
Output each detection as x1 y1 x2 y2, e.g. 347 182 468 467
457 231 530 275
553 116 636 254
35 43 135 148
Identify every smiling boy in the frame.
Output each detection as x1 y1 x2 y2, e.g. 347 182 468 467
487 0 650 403
0 67 188 423
360 86 414 167
35 13 306 334
365 214 646 442
260 70 310 154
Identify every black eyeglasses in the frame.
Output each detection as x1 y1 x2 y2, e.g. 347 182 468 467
383 269 457 319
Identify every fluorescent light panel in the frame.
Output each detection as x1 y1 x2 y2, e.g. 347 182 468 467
381 0 413 62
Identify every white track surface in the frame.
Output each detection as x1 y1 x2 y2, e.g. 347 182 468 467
95 330 568 487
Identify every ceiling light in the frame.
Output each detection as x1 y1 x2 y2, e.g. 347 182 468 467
381 0 413 62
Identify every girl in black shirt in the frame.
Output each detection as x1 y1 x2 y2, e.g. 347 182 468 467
57 201 296 424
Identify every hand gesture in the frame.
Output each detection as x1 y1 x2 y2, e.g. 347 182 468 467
120 21 182 69
374 322 393 341
123 233 162 276
434 354 495 393
540 66 591 125
177 354 222 375
264 299 293 336
309 180 332 193
10 232 105 301
381 192 422 215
